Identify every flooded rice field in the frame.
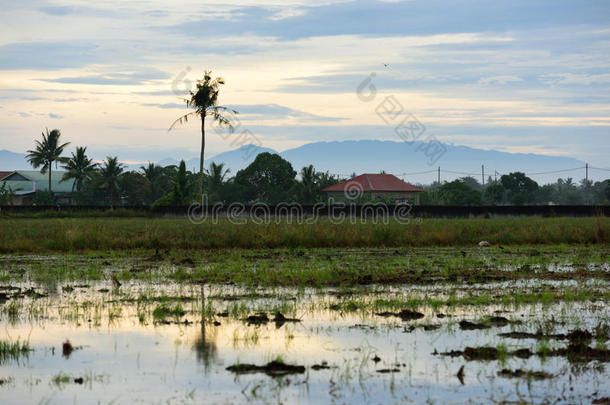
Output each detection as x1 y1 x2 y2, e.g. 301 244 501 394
1 276 609 404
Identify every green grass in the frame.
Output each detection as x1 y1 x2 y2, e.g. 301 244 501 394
51 372 72 386
152 303 185 321
0 244 608 287
0 217 607 253
0 339 31 364
328 286 609 311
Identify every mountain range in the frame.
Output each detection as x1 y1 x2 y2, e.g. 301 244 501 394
0 140 597 184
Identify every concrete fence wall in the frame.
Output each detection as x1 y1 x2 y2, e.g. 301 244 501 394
0 204 608 218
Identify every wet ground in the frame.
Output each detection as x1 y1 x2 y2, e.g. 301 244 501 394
1 276 609 404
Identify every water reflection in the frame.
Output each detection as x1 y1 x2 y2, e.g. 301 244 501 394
193 321 218 371
192 285 218 371
0 280 608 405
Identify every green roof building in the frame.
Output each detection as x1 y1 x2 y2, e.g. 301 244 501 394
0 170 75 205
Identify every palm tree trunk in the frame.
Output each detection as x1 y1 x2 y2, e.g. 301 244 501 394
49 163 52 195
200 112 206 195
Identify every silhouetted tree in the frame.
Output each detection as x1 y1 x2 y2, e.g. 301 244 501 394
140 163 166 202
169 70 237 194
61 146 97 193
205 162 230 203
438 179 482 205
500 172 538 205
26 128 70 194
100 157 124 205
234 153 296 204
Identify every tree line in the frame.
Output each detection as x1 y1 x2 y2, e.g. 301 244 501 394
5 127 608 206
15 130 341 206
421 173 610 206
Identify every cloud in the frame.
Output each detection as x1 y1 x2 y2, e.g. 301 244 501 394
38 6 78 16
39 70 170 85
169 0 610 40
541 73 610 86
48 113 63 119
227 104 344 122
142 103 188 109
479 76 524 85
38 4 119 18
0 42 98 70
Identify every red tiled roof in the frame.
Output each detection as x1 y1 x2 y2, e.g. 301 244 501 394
322 174 424 192
0 171 14 180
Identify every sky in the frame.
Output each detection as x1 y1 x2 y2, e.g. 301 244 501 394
0 0 609 167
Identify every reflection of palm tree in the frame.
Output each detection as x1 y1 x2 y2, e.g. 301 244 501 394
192 285 218 371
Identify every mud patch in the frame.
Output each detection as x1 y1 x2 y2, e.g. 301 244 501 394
497 369 553 380
226 361 306 377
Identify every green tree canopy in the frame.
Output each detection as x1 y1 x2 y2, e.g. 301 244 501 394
61 146 97 193
26 128 70 194
500 172 538 205
438 179 483 206
100 156 124 205
234 153 296 204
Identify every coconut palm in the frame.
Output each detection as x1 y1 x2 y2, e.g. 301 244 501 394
171 160 194 205
206 162 230 201
297 165 319 204
61 146 97 192
169 70 237 194
100 156 124 205
26 128 70 194
140 162 165 202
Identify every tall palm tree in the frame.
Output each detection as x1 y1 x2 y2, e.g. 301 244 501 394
297 165 319 204
169 70 237 194
61 146 97 192
171 160 194 205
100 156 124 205
140 162 165 202
205 162 230 200
26 128 70 194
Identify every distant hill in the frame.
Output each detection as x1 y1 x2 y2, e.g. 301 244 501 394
0 149 32 170
1 140 595 184
206 144 277 174
201 140 588 184
275 140 588 184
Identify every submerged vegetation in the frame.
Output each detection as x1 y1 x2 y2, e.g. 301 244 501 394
0 339 31 365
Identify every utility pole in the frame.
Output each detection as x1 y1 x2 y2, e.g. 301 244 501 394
481 165 485 186
437 166 441 185
586 163 589 184
494 170 498 183
585 163 589 205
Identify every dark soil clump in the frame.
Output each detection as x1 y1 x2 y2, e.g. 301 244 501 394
497 369 553 380
245 313 270 325
459 320 490 330
226 361 306 377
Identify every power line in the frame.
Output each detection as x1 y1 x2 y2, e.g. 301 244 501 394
523 167 585 176
443 170 480 176
326 165 602 180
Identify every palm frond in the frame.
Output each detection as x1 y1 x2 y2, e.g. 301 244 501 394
168 111 199 131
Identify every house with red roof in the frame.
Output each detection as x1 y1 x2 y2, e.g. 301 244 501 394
0 171 13 181
322 173 424 205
